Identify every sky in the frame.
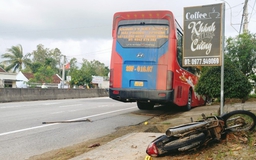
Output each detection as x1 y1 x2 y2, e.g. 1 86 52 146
0 0 256 67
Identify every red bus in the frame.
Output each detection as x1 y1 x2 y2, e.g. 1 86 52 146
109 10 206 110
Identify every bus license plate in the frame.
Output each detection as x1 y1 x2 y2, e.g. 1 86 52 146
135 81 143 86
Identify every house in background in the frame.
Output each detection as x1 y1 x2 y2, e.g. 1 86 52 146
0 67 18 88
16 71 62 88
91 76 109 89
16 72 33 88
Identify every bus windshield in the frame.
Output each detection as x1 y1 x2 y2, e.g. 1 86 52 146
117 20 169 48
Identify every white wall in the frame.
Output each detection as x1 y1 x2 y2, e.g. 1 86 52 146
0 72 17 88
98 80 109 89
16 71 28 88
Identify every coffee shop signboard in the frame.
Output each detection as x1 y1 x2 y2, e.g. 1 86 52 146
183 3 225 67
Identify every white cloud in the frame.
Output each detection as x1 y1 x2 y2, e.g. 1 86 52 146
0 38 112 66
49 39 112 66
0 0 255 67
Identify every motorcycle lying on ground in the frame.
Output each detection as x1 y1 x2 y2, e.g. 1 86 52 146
146 110 256 157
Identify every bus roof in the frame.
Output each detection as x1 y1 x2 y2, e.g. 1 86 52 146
112 10 177 37
113 10 174 20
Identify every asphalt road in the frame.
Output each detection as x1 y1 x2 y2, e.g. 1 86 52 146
0 97 154 160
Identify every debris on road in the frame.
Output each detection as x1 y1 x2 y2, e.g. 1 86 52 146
42 118 92 124
88 143 100 148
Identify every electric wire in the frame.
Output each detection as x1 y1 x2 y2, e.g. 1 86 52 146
249 0 256 23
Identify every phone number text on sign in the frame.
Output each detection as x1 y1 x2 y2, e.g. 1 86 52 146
184 58 220 66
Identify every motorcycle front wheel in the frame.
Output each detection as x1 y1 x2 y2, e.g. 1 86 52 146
221 110 256 132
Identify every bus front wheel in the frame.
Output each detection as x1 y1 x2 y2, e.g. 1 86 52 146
137 102 154 110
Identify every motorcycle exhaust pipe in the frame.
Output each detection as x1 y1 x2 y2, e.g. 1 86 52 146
166 121 208 137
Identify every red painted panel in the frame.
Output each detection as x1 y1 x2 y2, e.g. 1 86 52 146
156 65 167 90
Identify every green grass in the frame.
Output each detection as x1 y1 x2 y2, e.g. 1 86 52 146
249 94 256 98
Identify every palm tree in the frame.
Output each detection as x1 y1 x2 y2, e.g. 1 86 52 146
1 44 31 73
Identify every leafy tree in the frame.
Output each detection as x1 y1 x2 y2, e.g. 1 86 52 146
68 58 78 77
29 66 55 83
46 57 58 74
49 48 62 75
29 44 62 74
69 69 92 87
69 58 78 70
225 32 256 77
0 64 5 70
68 59 109 88
1 44 31 72
29 57 56 83
27 62 43 73
91 60 109 76
30 44 50 64
195 58 252 102
81 59 109 77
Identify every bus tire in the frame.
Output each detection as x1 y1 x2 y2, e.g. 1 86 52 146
183 90 192 111
137 102 154 110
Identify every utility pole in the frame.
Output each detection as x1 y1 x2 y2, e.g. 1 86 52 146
240 0 249 33
243 0 249 33
61 55 66 88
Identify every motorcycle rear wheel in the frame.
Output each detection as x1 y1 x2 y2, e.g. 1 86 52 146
221 110 256 132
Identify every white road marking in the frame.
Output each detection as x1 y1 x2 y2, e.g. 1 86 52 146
43 103 60 105
51 111 65 114
68 109 84 112
97 105 111 108
0 106 136 137
69 106 136 121
0 106 25 109
0 124 56 136
59 104 83 108
0 97 110 109
89 97 110 100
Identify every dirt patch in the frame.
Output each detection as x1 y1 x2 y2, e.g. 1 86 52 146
156 131 256 160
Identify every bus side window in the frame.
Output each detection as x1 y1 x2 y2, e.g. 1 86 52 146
187 67 195 74
177 47 182 66
177 30 183 66
176 29 198 75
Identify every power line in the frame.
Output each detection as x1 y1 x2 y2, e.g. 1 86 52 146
228 2 245 10
249 0 256 23
222 0 240 33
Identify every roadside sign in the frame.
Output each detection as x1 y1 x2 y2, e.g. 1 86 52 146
92 76 103 84
183 3 225 67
